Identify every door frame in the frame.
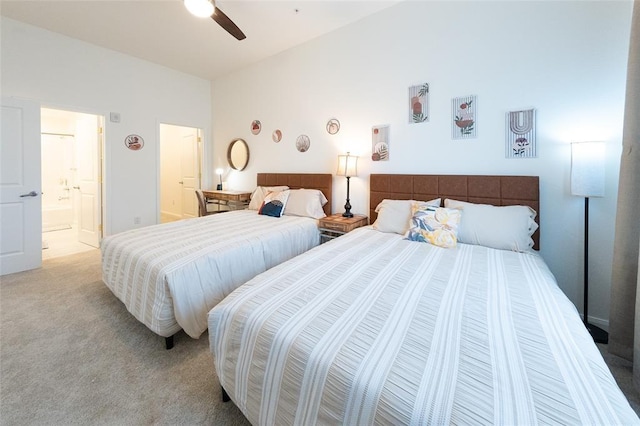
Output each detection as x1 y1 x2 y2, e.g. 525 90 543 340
41 105 105 246
157 121 204 223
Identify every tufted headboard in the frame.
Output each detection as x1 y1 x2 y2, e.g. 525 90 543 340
370 174 540 250
257 173 333 216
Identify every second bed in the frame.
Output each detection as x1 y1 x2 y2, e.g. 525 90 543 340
102 173 331 348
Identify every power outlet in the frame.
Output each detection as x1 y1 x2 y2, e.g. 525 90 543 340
134 216 141 225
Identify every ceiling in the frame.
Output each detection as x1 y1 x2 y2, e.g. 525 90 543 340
1 0 399 81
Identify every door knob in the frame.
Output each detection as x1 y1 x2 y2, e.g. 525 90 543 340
73 186 80 189
178 181 184 185
19 191 39 197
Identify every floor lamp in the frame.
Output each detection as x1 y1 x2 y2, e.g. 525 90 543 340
570 141 608 344
336 152 358 218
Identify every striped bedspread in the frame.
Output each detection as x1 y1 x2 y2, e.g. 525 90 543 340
101 210 319 339
209 227 638 425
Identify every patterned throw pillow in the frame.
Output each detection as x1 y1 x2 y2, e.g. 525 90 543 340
259 190 290 217
404 203 461 248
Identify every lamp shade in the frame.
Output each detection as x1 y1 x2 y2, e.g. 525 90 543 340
571 142 605 197
184 0 214 17
336 152 358 177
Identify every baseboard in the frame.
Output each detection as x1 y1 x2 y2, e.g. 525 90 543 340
160 211 181 222
583 314 609 332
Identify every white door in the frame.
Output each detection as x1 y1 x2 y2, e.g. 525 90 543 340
180 128 199 219
0 97 42 275
75 113 102 247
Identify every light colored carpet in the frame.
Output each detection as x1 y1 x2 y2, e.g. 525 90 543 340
1 250 638 424
0 249 250 425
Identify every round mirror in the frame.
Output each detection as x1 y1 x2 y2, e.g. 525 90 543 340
227 138 249 171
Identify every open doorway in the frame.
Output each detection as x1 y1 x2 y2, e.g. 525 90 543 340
41 108 104 259
159 124 202 223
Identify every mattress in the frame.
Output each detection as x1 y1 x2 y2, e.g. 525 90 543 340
102 210 319 338
209 227 638 425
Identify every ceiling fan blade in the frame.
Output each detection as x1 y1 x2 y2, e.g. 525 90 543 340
212 6 246 40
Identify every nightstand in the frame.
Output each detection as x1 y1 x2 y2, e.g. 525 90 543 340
202 190 251 213
318 214 369 243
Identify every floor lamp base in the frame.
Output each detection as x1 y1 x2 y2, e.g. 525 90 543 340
586 322 609 344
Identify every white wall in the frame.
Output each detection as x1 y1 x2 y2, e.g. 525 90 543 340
211 1 633 328
1 17 212 235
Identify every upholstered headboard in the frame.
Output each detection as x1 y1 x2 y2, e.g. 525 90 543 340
370 174 540 249
257 173 333 216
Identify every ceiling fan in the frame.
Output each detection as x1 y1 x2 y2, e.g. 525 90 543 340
184 0 246 40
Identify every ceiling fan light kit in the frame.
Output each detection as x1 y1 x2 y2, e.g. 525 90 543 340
184 0 214 18
184 0 247 40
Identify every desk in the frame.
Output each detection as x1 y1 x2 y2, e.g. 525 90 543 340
202 190 251 213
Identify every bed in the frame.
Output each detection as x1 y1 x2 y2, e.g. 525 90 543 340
208 174 638 425
101 173 332 349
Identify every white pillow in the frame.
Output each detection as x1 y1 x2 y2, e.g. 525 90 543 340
444 199 538 252
283 189 328 219
248 186 289 210
372 198 441 235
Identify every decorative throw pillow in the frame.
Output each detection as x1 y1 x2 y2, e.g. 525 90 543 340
404 203 461 248
283 189 328 219
373 198 441 235
444 199 538 252
249 186 289 210
259 190 290 217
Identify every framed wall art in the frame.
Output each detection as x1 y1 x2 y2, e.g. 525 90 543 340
409 83 429 123
506 109 537 158
371 125 390 161
452 95 477 139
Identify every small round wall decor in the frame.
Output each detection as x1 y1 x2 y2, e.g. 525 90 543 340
272 129 282 143
295 134 310 152
326 118 340 135
125 134 144 151
251 120 261 135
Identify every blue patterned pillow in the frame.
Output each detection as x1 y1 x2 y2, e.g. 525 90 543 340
258 190 290 217
404 203 461 248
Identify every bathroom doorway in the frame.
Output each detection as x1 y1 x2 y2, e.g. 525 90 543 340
41 108 104 259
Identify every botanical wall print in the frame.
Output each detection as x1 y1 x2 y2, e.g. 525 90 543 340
409 83 429 123
272 129 282 143
250 120 261 135
452 95 477 139
326 118 340 135
505 109 537 158
295 134 310 152
371 125 390 161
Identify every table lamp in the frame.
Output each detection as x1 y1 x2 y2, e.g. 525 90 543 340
216 168 223 190
336 152 358 218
